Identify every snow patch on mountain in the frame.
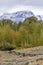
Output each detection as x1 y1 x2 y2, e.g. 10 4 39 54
0 11 42 22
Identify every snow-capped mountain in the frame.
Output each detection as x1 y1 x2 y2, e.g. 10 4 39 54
36 15 42 20
0 11 42 22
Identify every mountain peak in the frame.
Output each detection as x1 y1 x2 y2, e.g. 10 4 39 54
0 11 42 22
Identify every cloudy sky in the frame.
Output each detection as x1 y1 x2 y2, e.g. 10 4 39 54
0 0 43 15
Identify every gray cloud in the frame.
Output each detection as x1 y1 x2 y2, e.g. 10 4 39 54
0 0 43 8
0 0 43 15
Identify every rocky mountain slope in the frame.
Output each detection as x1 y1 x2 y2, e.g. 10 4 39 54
0 11 42 22
0 46 43 65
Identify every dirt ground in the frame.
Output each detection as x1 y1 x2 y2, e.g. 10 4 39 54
0 46 43 65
